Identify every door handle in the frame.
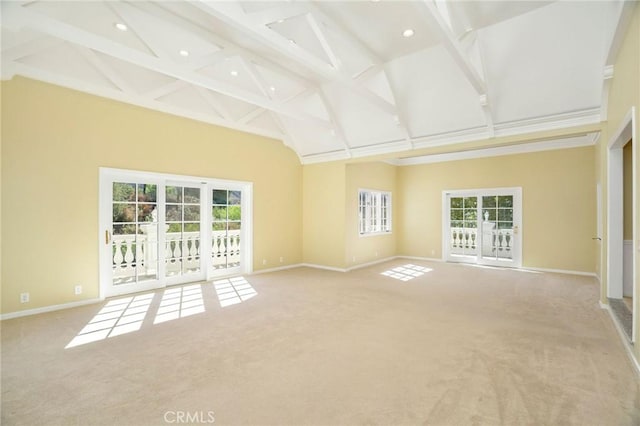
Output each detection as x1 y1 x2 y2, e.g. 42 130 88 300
592 237 602 241
513 225 519 235
105 230 111 245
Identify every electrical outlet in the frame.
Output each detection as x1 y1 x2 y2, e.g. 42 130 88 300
279 257 284 263
375 251 378 257
352 256 356 262
431 249 436 256
20 293 29 303
262 259 267 265
75 285 82 295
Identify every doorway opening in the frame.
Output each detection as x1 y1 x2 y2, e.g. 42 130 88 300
607 107 636 342
99 168 253 299
443 187 522 268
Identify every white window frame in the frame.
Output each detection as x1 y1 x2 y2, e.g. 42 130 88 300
358 189 392 236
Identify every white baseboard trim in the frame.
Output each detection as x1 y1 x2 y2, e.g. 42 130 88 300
599 300 640 376
520 266 597 277
1 298 104 321
397 256 445 263
251 263 305 275
299 263 348 273
345 256 397 272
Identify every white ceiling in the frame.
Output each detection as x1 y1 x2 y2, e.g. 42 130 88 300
0 1 630 163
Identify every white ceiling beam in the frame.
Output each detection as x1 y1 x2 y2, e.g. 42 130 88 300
420 0 487 96
3 3 332 129
194 86 232 121
244 4 308 26
305 14 341 71
239 57 273 99
193 1 398 117
238 107 266 125
106 2 169 60
1 36 62 61
143 80 187 100
318 87 351 155
73 45 135 94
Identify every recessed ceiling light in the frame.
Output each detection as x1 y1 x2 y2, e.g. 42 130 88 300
114 23 128 32
288 39 296 45
269 86 276 92
230 70 238 77
277 19 285 24
179 49 190 57
403 28 415 38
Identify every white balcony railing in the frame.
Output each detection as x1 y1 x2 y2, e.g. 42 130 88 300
450 223 513 259
112 230 241 281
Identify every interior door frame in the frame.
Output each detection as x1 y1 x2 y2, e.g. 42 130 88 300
99 167 253 299
442 187 523 268
606 106 636 342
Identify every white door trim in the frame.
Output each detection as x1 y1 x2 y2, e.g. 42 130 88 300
442 187 523 268
606 106 636 342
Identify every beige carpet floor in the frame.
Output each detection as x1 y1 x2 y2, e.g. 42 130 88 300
2 260 639 425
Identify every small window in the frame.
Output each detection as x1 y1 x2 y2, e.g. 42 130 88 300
359 189 392 235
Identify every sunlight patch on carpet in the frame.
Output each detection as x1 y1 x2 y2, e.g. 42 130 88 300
65 293 154 348
213 277 257 307
154 284 205 324
381 264 432 282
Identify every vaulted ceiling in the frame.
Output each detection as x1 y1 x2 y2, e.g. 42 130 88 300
0 1 631 163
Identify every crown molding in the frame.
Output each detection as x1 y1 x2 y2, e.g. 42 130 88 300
392 133 599 166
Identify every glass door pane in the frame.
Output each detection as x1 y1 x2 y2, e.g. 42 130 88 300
449 196 478 258
212 189 242 272
481 195 514 262
111 182 159 285
165 185 203 281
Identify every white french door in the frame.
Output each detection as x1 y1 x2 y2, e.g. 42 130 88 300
100 168 252 298
443 188 522 268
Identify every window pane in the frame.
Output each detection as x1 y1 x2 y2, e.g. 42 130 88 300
483 209 497 221
212 222 226 231
450 197 463 208
167 223 181 233
184 188 200 203
228 221 241 231
464 221 477 229
184 205 200 221
498 196 513 208
228 205 241 220
166 186 182 203
138 204 156 222
498 208 513 221
212 206 227 221
166 205 182 222
464 209 477 221
482 196 497 208
463 197 477 209
113 224 136 235
113 183 136 202
113 204 136 222
212 190 227 205
228 191 241 205
138 184 157 202
184 222 200 232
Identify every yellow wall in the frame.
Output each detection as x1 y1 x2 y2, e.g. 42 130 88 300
397 147 597 273
600 4 640 349
1 77 302 314
302 162 346 268
624 140 633 240
344 162 397 267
